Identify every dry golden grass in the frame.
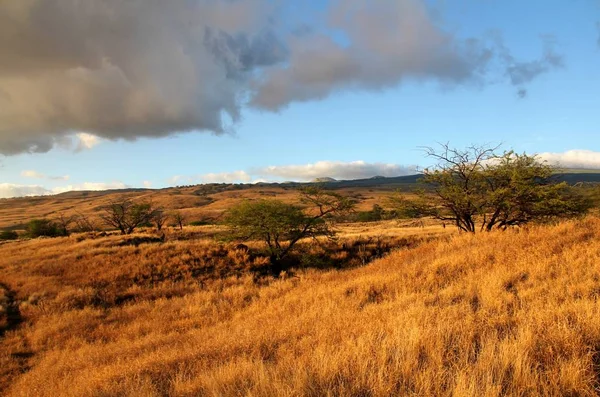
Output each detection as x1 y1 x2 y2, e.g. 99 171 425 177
0 184 399 230
1 219 600 396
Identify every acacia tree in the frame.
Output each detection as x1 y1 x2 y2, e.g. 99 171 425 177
224 187 354 272
99 199 155 235
55 212 75 236
71 212 98 232
171 211 186 230
152 208 168 231
391 144 590 232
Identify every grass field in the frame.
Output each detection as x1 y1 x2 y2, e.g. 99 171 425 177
1 217 600 395
0 184 404 231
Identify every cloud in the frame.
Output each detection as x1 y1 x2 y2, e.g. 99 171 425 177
0 181 129 198
50 182 129 194
142 181 152 188
489 33 563 97
0 0 563 154
251 1 490 109
21 169 70 181
168 160 416 185
168 176 183 185
256 160 417 181
75 133 101 151
0 0 283 155
20 170 44 179
0 183 51 199
538 150 600 169
197 171 252 184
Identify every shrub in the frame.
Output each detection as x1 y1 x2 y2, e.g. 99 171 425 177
355 204 385 222
189 220 209 226
26 219 65 238
0 230 18 240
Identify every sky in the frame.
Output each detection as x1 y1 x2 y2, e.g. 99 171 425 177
0 0 599 198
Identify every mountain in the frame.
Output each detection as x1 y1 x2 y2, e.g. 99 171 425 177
311 177 337 183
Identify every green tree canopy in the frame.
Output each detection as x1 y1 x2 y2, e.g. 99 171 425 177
224 187 354 271
391 144 591 232
99 199 156 235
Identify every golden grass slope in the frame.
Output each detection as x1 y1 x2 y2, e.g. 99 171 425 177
0 185 395 230
1 219 600 395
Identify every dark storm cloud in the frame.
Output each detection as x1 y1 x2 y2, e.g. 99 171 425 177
0 0 283 155
0 0 565 155
250 0 494 110
490 34 564 96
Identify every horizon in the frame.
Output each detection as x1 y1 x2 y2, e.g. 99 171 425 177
1 1 599 198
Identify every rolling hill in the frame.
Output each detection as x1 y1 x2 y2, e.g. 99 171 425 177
0 170 598 230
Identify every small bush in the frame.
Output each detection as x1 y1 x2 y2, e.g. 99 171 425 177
26 219 66 238
189 220 209 226
0 230 18 240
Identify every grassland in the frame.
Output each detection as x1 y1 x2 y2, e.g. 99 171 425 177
1 216 600 396
0 184 401 231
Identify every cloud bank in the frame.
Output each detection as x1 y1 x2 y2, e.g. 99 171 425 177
21 169 70 181
256 161 417 181
0 181 128 199
178 160 417 185
538 150 600 169
0 0 563 155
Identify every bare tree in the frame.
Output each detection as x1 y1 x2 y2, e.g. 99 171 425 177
55 212 75 236
72 212 98 232
152 208 168 231
99 199 155 235
171 211 185 230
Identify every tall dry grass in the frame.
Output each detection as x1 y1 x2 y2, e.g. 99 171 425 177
1 219 600 395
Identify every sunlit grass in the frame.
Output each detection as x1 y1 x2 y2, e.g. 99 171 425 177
1 219 600 395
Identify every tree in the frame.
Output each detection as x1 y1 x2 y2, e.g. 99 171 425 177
71 212 98 233
55 213 75 236
171 211 185 230
224 187 354 272
391 144 591 232
152 208 168 231
99 199 155 235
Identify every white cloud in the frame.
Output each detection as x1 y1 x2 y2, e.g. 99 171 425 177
167 160 418 186
51 182 129 194
20 170 44 178
143 181 152 188
21 169 70 181
538 150 600 169
0 183 51 199
75 133 102 151
168 175 183 185
256 161 417 181
0 181 129 199
198 171 252 184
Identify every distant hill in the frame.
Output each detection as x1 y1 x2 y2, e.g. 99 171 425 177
1 169 598 230
311 177 337 183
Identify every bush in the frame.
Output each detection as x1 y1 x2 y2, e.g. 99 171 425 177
355 204 385 222
26 219 66 238
0 230 18 240
189 220 209 226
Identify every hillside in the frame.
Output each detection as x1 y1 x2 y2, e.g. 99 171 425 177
1 170 598 230
1 219 600 395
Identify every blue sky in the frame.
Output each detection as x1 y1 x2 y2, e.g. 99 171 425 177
0 0 599 197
